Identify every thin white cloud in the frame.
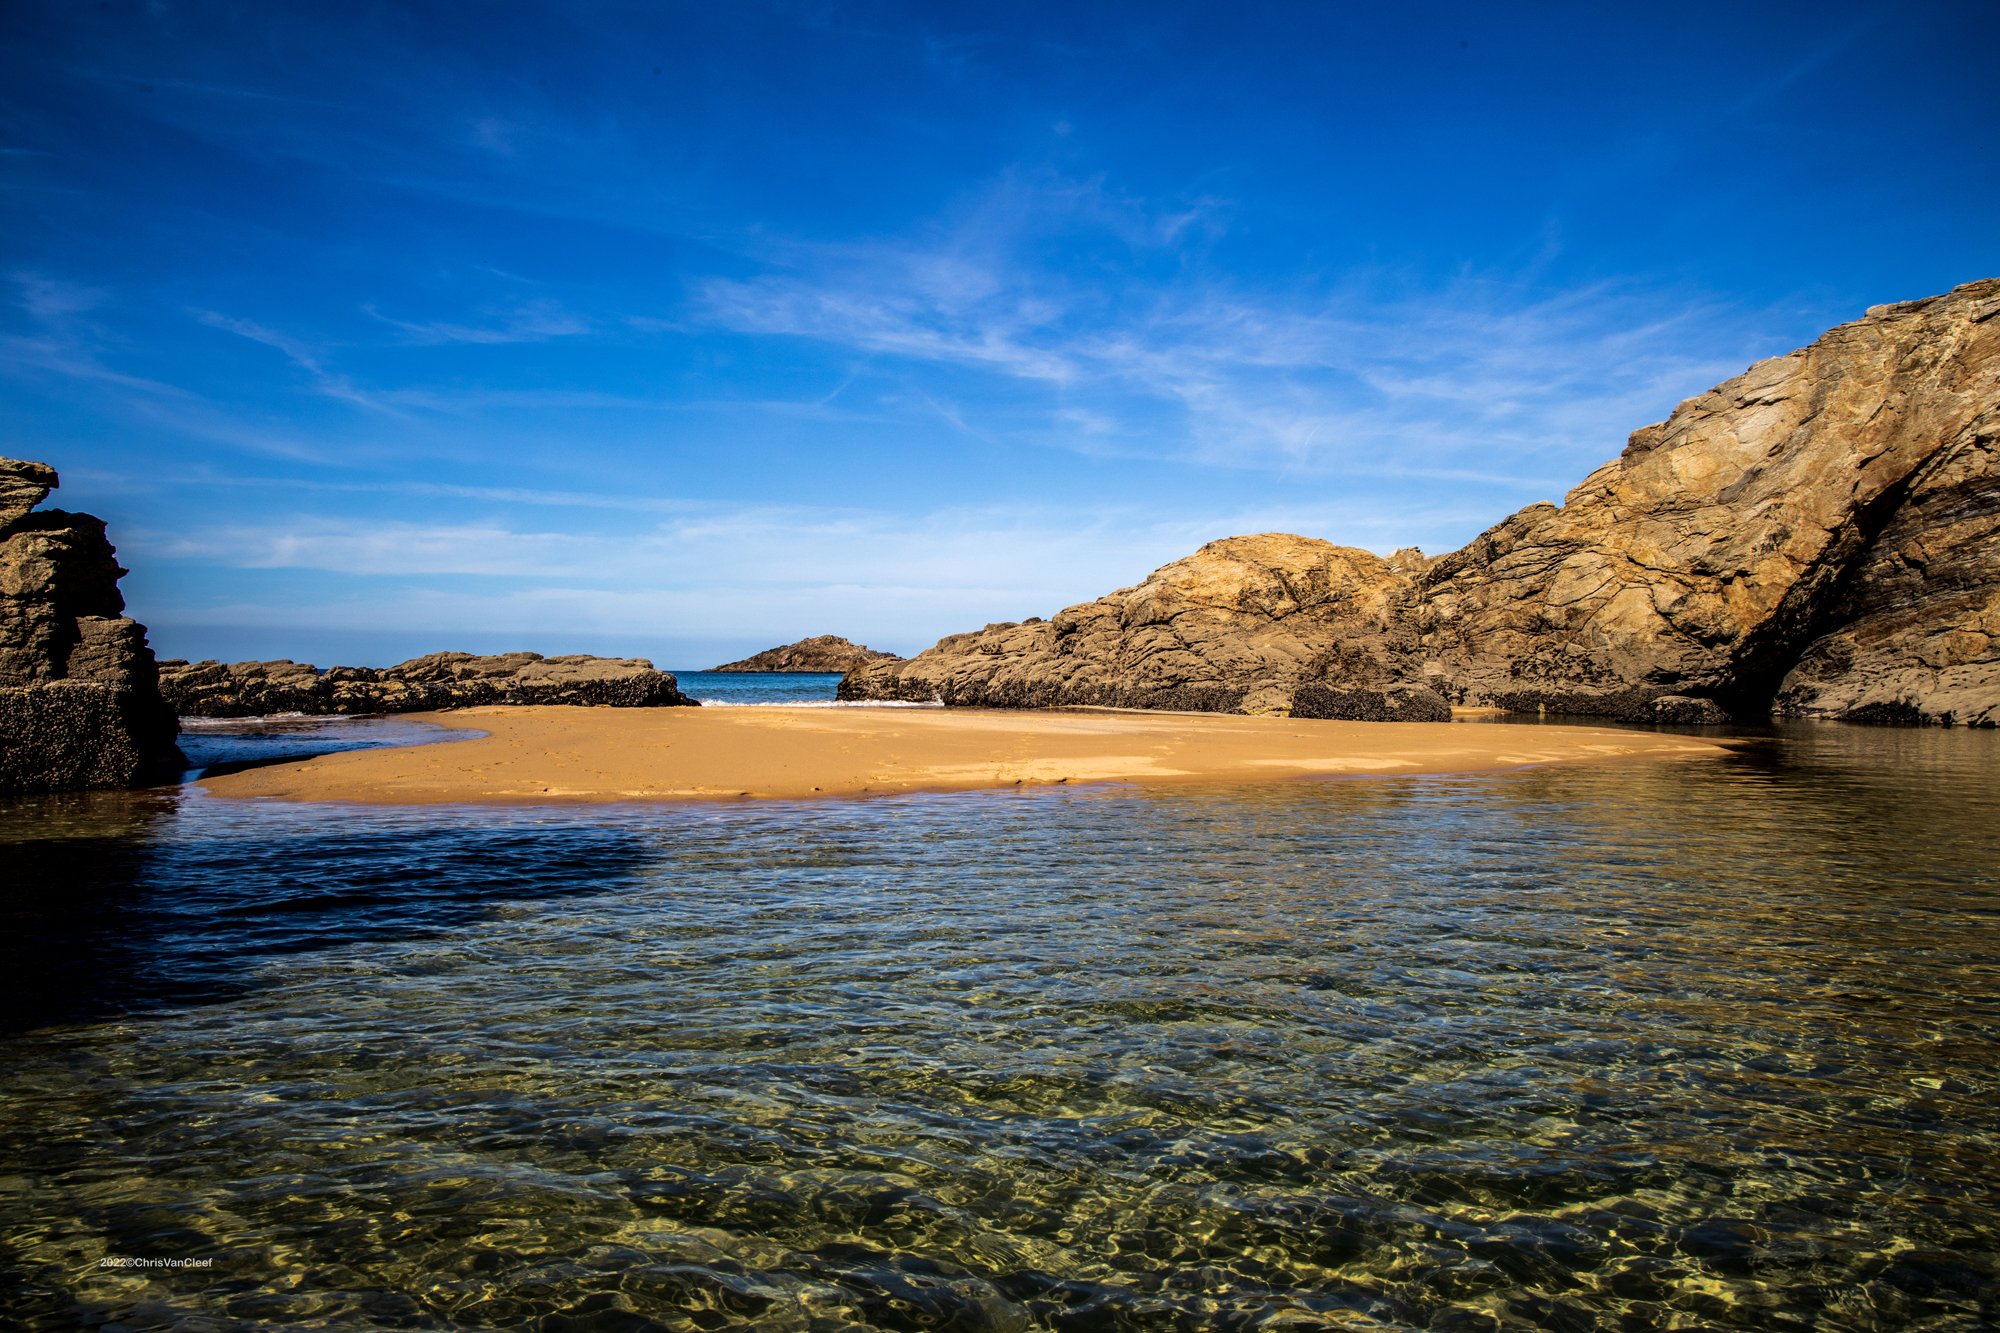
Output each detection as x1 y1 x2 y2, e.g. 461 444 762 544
191 308 401 414
365 300 595 345
697 171 1776 480
148 520 601 577
1 272 199 398
13 272 106 321
0 332 198 398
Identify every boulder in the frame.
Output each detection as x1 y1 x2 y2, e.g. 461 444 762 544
159 651 698 718
0 458 181 793
1648 695 1733 725
710 634 901 673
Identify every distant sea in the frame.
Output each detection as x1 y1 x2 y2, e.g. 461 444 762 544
2 713 1996 1330
674 670 862 706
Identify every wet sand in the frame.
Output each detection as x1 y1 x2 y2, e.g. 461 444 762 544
198 705 1728 805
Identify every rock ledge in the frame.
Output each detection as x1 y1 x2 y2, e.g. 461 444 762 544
159 652 698 718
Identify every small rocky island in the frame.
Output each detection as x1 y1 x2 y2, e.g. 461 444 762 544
159 652 698 718
710 635 901 673
0 457 181 793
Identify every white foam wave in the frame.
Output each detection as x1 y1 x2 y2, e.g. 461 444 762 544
177 712 347 729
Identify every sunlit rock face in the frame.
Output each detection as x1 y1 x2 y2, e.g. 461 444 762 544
846 279 2000 725
0 457 181 793
158 652 700 718
1771 420 2000 726
1419 277 2000 723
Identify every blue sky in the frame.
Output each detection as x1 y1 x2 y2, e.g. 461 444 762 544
4 1 1996 667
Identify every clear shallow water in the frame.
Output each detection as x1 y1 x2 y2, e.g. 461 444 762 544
177 713 477 778
1 724 1996 1330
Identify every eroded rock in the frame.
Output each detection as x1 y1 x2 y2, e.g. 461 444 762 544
1418 278 1999 722
0 459 180 793
1772 424 2000 725
843 279 2000 726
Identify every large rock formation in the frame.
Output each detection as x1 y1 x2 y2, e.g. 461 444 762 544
841 535 1448 718
844 278 2000 725
158 651 698 718
709 634 901 673
1417 278 2000 722
1 458 182 793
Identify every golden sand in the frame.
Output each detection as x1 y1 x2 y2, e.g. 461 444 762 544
198 704 1728 805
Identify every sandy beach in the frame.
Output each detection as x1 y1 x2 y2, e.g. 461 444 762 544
198 705 1729 805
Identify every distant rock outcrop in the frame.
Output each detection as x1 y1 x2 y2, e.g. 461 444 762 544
159 651 699 718
0 457 181 793
843 279 2000 725
710 635 900 674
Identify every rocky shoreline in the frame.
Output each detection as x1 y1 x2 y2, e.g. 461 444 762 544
843 278 2000 727
159 652 698 718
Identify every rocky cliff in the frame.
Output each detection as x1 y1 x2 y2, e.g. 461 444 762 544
160 652 698 718
0 458 182 793
710 635 901 673
843 278 2000 725
1418 278 1999 723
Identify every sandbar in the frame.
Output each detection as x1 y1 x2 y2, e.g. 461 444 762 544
197 705 1729 805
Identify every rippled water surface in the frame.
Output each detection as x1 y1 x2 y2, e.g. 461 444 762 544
2 722 1996 1330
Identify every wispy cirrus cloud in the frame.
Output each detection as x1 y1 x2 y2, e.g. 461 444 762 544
699 171 1777 481
192 309 398 414
365 299 595 345
1 272 197 398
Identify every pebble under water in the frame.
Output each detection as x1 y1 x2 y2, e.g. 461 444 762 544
1 720 1996 1331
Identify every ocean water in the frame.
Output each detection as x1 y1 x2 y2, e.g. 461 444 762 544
676 673 885 707
1 719 1997 1331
